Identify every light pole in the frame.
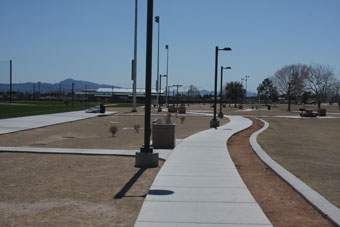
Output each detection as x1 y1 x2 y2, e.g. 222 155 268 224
160 74 167 106
136 0 158 168
9 60 12 103
59 83 62 101
241 78 245 104
165 44 169 106
244 75 249 104
218 66 231 118
210 46 232 128
155 16 161 112
71 82 74 106
131 0 138 112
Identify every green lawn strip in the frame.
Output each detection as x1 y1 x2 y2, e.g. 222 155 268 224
0 102 144 119
258 118 340 208
0 102 95 119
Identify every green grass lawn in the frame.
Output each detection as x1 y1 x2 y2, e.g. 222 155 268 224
0 101 144 119
0 101 96 119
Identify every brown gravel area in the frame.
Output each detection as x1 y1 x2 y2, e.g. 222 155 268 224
227 118 334 227
0 153 163 227
0 107 229 150
0 107 229 227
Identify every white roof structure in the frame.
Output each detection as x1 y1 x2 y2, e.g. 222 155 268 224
97 87 164 95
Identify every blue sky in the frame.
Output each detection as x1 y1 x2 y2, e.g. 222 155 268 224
0 0 339 92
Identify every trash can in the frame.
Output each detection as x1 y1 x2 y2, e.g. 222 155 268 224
100 105 105 113
318 109 326 116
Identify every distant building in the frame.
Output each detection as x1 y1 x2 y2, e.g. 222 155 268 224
80 87 165 101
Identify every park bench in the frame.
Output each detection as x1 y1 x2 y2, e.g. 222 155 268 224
300 109 317 117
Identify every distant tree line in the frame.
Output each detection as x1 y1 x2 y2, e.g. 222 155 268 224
223 63 339 110
271 64 339 109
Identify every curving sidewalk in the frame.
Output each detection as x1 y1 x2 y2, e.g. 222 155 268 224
135 116 273 227
250 118 340 226
0 111 114 135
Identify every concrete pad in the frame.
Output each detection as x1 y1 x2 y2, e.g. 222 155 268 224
135 116 272 227
137 201 271 225
147 187 256 203
158 165 239 177
0 146 172 160
152 175 246 188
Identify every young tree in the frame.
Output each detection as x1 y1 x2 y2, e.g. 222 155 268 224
257 78 274 105
306 64 336 109
225 81 245 107
270 86 279 104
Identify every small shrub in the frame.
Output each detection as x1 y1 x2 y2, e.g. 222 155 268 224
165 112 172 123
110 126 118 137
134 124 140 133
180 116 185 124
64 100 71 106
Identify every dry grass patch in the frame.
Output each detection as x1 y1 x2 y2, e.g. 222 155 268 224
0 108 229 150
258 117 340 208
0 153 163 227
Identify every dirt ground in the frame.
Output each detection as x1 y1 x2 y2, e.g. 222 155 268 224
227 118 334 227
258 117 340 208
186 103 340 116
0 153 163 227
0 107 229 227
0 107 229 149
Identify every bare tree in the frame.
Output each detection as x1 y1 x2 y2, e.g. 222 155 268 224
272 64 310 100
335 81 340 109
306 64 336 109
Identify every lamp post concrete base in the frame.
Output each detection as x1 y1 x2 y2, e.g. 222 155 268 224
135 152 159 168
218 112 224 118
210 119 219 128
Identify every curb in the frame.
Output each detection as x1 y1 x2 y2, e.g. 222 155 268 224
249 118 340 226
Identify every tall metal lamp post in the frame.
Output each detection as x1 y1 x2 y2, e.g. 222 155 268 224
160 74 167 106
210 46 232 128
131 0 138 112
165 44 169 106
244 75 249 104
155 16 161 112
9 60 12 103
135 0 158 168
218 66 231 118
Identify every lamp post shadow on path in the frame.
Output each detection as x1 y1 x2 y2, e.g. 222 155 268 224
210 46 232 128
135 0 159 168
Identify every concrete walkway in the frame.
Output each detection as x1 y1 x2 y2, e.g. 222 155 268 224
0 111 114 134
135 116 272 227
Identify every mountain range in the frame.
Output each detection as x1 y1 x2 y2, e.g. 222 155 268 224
0 78 257 96
0 78 120 93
